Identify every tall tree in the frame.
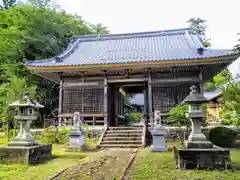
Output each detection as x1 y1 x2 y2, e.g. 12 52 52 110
204 69 233 91
187 17 232 92
0 4 109 127
0 0 17 9
221 81 240 125
88 22 110 34
27 0 52 7
187 17 211 47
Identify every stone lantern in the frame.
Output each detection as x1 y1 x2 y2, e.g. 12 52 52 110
173 85 231 170
0 92 52 165
181 85 212 148
8 92 44 147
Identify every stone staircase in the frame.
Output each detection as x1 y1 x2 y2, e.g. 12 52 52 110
99 126 144 148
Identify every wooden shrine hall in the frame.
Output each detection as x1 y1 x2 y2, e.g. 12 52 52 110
25 28 238 128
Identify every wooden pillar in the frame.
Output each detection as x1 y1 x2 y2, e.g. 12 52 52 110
122 94 124 115
58 76 63 127
143 83 148 125
103 75 108 127
199 69 204 95
115 92 118 126
148 70 153 127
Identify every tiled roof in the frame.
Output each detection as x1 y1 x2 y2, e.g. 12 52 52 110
25 28 235 67
203 91 222 100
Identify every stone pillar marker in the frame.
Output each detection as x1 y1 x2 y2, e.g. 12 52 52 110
68 112 84 151
151 110 167 152
0 92 52 164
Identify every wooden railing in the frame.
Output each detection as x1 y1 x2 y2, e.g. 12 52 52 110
58 113 106 126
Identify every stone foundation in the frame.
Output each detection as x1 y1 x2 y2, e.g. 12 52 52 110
0 144 52 165
173 146 231 170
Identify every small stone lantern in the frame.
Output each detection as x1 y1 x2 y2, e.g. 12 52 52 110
8 92 43 147
182 85 212 148
173 85 231 170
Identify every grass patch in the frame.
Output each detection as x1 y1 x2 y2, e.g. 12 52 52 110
0 133 98 180
128 143 240 180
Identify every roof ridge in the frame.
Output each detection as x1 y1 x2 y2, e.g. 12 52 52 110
74 28 194 40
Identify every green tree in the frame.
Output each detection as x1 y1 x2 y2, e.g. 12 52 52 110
187 17 211 47
0 4 109 127
167 105 188 126
0 0 17 9
187 17 233 92
0 70 36 140
204 69 233 91
221 81 240 125
88 22 110 34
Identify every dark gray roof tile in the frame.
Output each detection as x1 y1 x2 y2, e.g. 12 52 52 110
24 28 236 67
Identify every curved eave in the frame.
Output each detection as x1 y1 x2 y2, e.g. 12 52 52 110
25 54 239 72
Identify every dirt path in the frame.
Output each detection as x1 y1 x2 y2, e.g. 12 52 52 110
52 148 137 180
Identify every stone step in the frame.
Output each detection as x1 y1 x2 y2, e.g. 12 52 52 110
101 140 142 144
104 133 142 137
99 144 141 148
108 126 143 130
106 130 142 133
103 137 142 141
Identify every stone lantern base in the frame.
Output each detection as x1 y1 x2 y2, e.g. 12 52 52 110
67 128 84 152
151 126 167 152
173 146 231 170
0 144 52 165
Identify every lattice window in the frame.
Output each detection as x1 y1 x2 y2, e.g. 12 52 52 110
152 84 196 113
152 86 175 113
83 88 103 113
62 87 103 113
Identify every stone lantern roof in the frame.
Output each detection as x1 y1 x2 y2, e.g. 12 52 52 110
182 85 209 105
9 92 44 109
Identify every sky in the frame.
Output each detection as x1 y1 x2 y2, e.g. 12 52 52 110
0 0 239 75
56 0 240 76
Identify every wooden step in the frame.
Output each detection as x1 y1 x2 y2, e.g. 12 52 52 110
101 140 142 144
103 137 142 141
99 144 141 148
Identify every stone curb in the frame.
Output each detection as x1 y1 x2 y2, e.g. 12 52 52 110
121 148 138 180
47 167 69 180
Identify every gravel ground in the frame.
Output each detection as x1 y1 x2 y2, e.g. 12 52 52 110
52 148 137 180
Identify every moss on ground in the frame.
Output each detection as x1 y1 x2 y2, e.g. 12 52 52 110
128 147 240 180
0 132 98 180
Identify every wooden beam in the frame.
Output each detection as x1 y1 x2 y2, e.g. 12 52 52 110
108 78 147 83
62 82 103 88
151 77 199 84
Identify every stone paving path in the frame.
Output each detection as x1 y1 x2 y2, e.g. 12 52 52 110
52 148 137 180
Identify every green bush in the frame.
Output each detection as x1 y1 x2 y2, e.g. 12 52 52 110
209 127 237 148
125 113 142 123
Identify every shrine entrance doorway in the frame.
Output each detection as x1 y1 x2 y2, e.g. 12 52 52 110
107 80 148 127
